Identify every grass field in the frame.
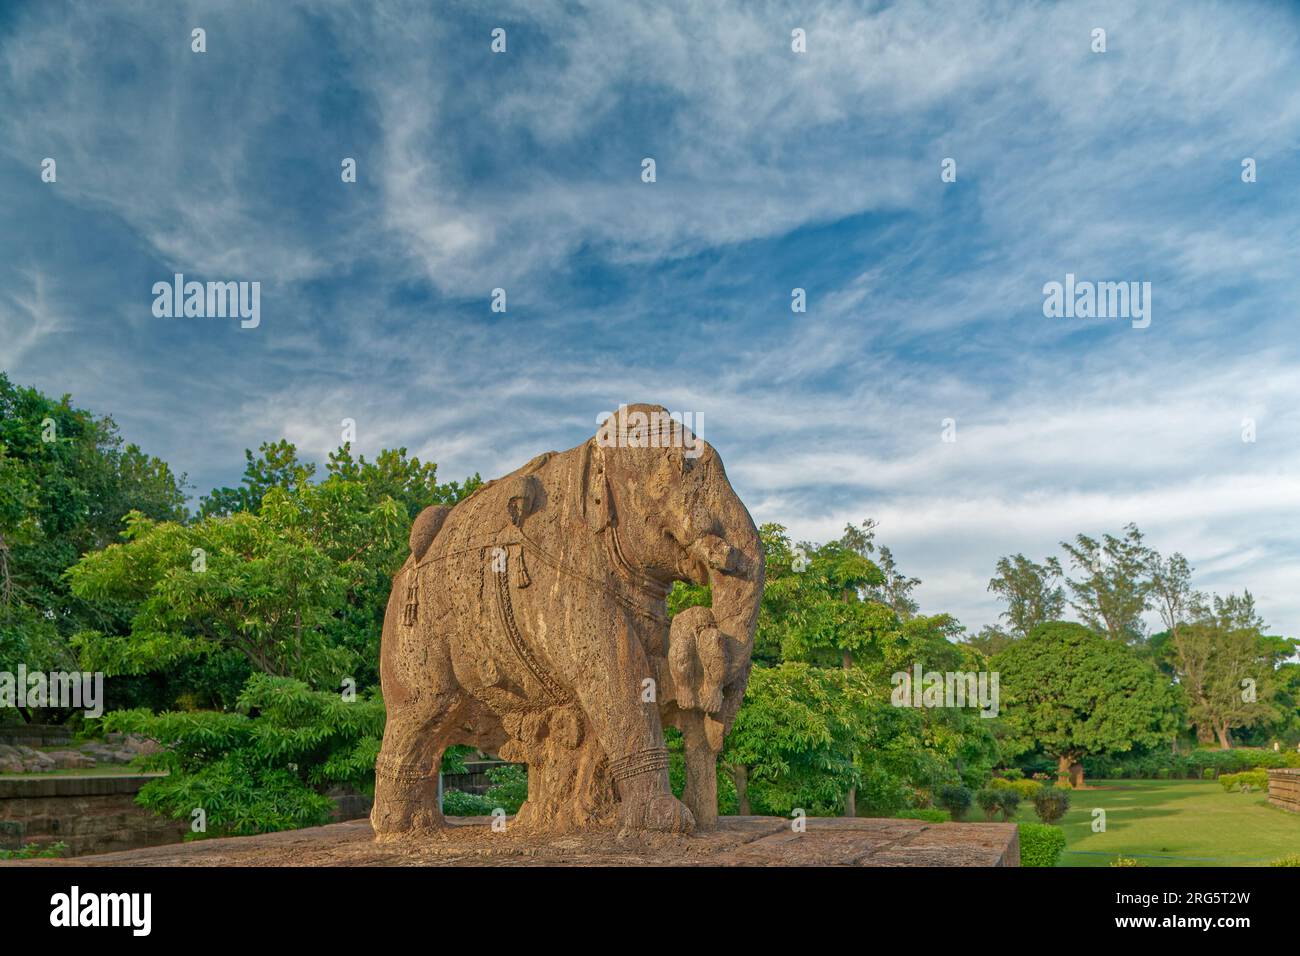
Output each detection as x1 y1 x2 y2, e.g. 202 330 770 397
1002 779 1300 867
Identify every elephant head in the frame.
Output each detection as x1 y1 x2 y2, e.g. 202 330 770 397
585 403 764 676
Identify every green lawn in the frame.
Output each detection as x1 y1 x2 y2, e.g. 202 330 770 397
1005 779 1300 866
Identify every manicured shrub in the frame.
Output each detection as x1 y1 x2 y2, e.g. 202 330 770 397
1018 823 1066 867
1219 770 1269 792
1032 786 1071 824
1270 854 1300 867
936 784 973 821
976 788 1002 821
990 777 1040 799
995 788 1021 821
1014 779 1040 799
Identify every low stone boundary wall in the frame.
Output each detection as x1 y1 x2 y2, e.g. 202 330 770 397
0 774 187 857
1268 768 1300 813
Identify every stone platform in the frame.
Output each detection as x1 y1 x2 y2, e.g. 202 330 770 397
1268 768 1300 814
7 815 1019 867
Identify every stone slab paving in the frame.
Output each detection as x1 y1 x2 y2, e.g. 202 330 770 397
5 816 1019 867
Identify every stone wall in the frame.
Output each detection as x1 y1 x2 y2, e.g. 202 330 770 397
1268 768 1300 814
1 775 375 857
0 774 188 857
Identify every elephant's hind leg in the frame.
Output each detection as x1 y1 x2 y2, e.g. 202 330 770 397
371 689 464 839
371 580 466 840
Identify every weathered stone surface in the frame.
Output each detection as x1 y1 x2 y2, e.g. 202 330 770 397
7 817 1019 867
373 405 765 839
44 750 97 770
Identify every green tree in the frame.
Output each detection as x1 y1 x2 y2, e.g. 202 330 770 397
963 624 1016 657
1174 592 1291 749
716 523 995 818
986 553 1064 638
1060 524 1154 643
198 440 316 517
67 481 405 688
993 621 1181 787
0 373 186 717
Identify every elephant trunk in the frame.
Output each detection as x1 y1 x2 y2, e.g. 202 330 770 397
686 483 764 686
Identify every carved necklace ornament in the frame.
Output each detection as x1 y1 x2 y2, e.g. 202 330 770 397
491 545 569 703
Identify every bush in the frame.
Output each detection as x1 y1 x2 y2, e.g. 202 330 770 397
976 788 1002 821
441 789 496 815
1270 854 1300 867
989 777 1041 799
102 674 385 838
1110 855 1144 867
483 764 528 814
995 788 1021 821
1032 786 1071 824
936 784 973 821
1019 823 1066 867
442 764 528 816
1219 770 1269 792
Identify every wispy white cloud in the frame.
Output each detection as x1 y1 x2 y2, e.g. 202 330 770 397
1 0 1298 638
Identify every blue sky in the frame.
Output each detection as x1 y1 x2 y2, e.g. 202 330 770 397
3 0 1300 635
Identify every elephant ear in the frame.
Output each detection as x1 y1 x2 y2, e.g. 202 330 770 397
580 440 612 533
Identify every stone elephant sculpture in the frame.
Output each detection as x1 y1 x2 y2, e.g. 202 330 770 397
371 404 764 837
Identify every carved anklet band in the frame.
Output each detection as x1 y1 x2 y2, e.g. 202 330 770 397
608 747 670 783
374 755 437 784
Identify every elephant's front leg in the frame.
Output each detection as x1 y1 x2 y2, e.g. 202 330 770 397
678 710 723 829
573 613 695 835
